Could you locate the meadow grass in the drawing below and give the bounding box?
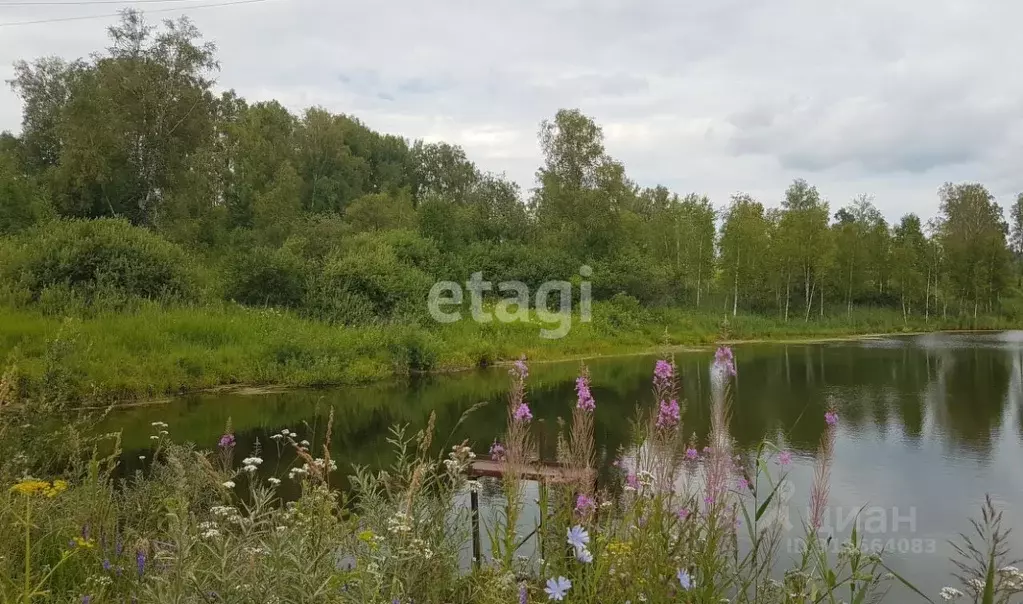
[0,300,1015,404]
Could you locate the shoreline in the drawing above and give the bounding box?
[84,327,1008,410]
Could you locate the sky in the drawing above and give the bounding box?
[2,0,1022,224]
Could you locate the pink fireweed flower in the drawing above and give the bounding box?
[625,472,639,490]
[575,374,596,412]
[218,433,235,449]
[575,494,595,515]
[653,359,673,389]
[736,477,749,491]
[489,441,506,461]
[685,447,699,460]
[704,495,715,506]
[714,346,736,376]
[513,403,533,422]
[825,410,839,426]
[656,399,681,430]
[511,356,529,380]
[677,507,690,520]
[778,450,792,466]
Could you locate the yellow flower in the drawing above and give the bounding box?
[10,479,50,496]
[357,529,375,543]
[72,536,95,549]
[10,478,69,497]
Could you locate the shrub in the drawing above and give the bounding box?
[0,218,199,306]
[224,245,310,309]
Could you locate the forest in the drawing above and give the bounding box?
[1,12,1022,400]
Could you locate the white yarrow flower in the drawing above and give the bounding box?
[939,586,964,601]
[222,480,236,488]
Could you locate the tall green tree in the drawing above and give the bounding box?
[719,194,771,314]
[1010,193,1023,285]
[937,183,1013,316]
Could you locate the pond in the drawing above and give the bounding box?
[100,331,1023,597]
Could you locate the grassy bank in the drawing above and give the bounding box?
[0,301,1016,404]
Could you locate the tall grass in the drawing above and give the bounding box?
[1,300,1017,405]
[1,353,1022,602]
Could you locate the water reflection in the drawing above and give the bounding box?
[100,332,1023,595]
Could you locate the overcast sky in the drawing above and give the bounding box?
[2,0,1022,223]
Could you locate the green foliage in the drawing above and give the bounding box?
[1,218,199,308]
[224,245,309,309]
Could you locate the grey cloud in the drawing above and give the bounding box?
[3,0,1023,221]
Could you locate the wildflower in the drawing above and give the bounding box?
[825,410,838,426]
[625,472,639,490]
[566,525,590,550]
[656,399,681,430]
[939,586,964,600]
[82,597,91,604]
[678,508,690,520]
[201,529,220,539]
[73,537,94,549]
[149,435,160,440]
[519,584,528,604]
[222,480,236,488]
[677,568,692,590]
[685,447,699,460]
[704,495,715,506]
[575,374,596,411]
[575,547,593,563]
[243,464,258,473]
[575,493,595,515]
[468,480,481,493]
[653,359,673,389]
[241,457,263,466]
[714,346,736,376]
[138,455,146,461]
[270,433,284,441]
[544,576,571,601]
[151,421,168,428]
[778,451,792,466]
[513,403,533,422]
[736,477,749,491]
[512,356,529,380]
[218,433,235,448]
[136,550,146,577]
[489,441,506,461]
[300,440,310,447]
[267,477,281,486]
[102,559,111,571]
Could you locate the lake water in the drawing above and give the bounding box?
[102,331,1023,597]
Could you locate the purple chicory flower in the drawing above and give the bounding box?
[778,451,792,466]
[544,576,571,601]
[513,403,533,422]
[656,399,681,430]
[678,507,690,520]
[102,559,111,572]
[825,410,839,426]
[685,447,699,460]
[575,374,596,412]
[218,433,235,449]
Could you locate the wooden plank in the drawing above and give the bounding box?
[468,459,595,485]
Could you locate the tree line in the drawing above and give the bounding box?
[1,12,1021,325]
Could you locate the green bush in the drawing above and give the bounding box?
[224,245,310,309]
[0,218,199,307]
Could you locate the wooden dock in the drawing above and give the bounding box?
[465,459,596,565]
[467,459,596,484]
